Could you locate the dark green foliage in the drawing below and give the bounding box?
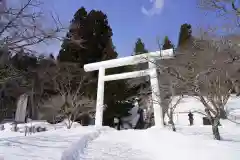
[132,38,149,71]
[57,7,118,107]
[0,48,43,120]
[110,102,133,117]
[103,64,139,126]
[58,7,116,66]
[162,36,174,50]
[0,47,65,120]
[177,23,192,47]
[11,53,38,72]
[103,101,134,126]
[105,66,134,102]
[102,43,140,125]
[133,38,148,55]
[57,7,88,63]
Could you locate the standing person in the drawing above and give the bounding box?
[188,111,194,126]
[114,117,122,130]
[135,108,145,129]
[117,117,123,130]
[114,117,119,129]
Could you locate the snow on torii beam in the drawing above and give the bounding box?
[84,49,174,127]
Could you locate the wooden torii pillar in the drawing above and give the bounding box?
[84,49,174,128]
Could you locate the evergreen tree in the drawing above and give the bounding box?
[58,8,137,126]
[103,101,134,127]
[57,7,117,107]
[132,38,149,70]
[177,23,192,47]
[103,46,138,126]
[11,50,38,72]
[58,7,88,64]
[58,7,116,66]
[133,38,148,55]
[162,36,174,50]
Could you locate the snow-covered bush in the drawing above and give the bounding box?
[36,126,47,132]
[11,123,19,132]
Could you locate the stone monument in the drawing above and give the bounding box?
[15,94,28,122]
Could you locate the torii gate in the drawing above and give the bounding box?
[84,49,174,128]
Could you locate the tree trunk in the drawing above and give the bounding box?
[172,123,176,132]
[204,107,221,140]
[67,118,72,129]
[219,108,227,119]
[30,79,38,120]
[66,113,73,129]
[212,119,221,140]
[161,98,169,126]
[168,109,176,132]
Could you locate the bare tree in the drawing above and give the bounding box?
[149,84,184,131]
[165,82,184,132]
[0,0,62,54]
[50,63,95,129]
[198,72,232,140]
[0,0,85,54]
[197,0,240,27]
[198,0,239,15]
[0,0,60,104]
[136,72,184,131]
[0,0,87,85]
[0,0,87,121]
[150,33,238,140]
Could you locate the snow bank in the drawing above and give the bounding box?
[173,95,240,113]
[81,125,240,160]
[1,119,81,134]
[143,127,240,160]
[61,126,112,160]
[0,126,96,160]
[0,119,82,140]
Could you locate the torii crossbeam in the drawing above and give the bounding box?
[84,49,174,128]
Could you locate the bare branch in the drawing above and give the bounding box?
[0,0,84,55]
[145,28,237,139]
[47,62,96,128]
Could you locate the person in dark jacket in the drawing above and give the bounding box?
[188,111,194,126]
[135,108,145,129]
[114,117,122,130]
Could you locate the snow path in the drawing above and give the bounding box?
[61,127,109,160]
[0,126,96,160]
[73,126,240,160]
[81,129,153,160]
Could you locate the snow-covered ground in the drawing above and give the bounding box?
[81,126,240,160]
[1,96,240,160]
[0,121,99,160]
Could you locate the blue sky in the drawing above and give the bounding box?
[42,0,216,57]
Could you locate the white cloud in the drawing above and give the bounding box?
[141,0,164,16]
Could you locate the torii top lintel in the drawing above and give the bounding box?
[84,49,174,72]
